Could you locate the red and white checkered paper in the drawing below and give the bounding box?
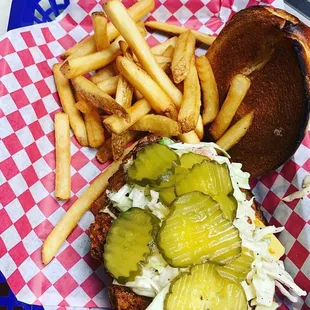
[0,0,309,309]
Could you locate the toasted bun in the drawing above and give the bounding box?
[206,6,310,177]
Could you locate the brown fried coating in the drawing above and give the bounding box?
[89,212,113,262]
[91,192,109,215]
[108,285,152,310]
[123,135,161,162]
[108,168,126,192]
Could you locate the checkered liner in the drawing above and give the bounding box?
[0,0,308,309]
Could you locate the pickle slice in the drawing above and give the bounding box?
[214,194,237,222]
[154,169,176,189]
[159,187,176,206]
[165,263,225,310]
[174,166,189,182]
[175,160,233,197]
[213,282,248,310]
[158,192,241,267]
[216,248,254,283]
[154,166,188,190]
[154,153,207,190]
[165,263,247,310]
[128,144,178,185]
[179,152,207,169]
[104,208,153,283]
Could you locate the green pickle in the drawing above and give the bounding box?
[152,152,208,190]
[214,194,237,222]
[128,144,178,185]
[176,160,233,197]
[216,248,254,283]
[104,208,153,283]
[154,166,188,191]
[159,187,176,206]
[213,282,248,310]
[158,192,241,267]
[165,263,247,310]
[179,152,207,169]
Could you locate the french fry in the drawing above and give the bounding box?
[75,100,95,114]
[115,41,134,108]
[150,37,177,55]
[133,54,172,67]
[174,78,184,93]
[179,131,200,144]
[154,55,172,64]
[104,99,152,134]
[196,56,219,125]
[178,57,201,132]
[134,88,144,100]
[72,76,129,120]
[116,56,178,120]
[195,114,204,140]
[121,35,172,72]
[75,95,105,148]
[145,21,215,46]
[103,0,182,107]
[115,74,134,108]
[137,21,148,37]
[119,40,129,54]
[75,92,84,102]
[84,109,105,148]
[96,138,113,164]
[60,36,97,60]
[162,45,174,58]
[53,64,88,146]
[121,40,172,75]
[92,12,109,51]
[111,131,138,161]
[90,64,116,84]
[119,40,136,66]
[209,74,251,140]
[131,114,180,137]
[55,113,71,200]
[216,111,254,151]
[61,37,122,79]
[42,141,139,265]
[101,115,110,121]
[160,62,172,74]
[97,75,119,95]
[124,42,177,102]
[171,30,196,83]
[105,0,155,42]
[60,0,155,59]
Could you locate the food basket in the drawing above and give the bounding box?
[0,0,308,310]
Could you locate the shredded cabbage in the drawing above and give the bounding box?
[116,246,179,298]
[283,174,310,202]
[107,184,132,212]
[147,190,170,220]
[107,184,169,219]
[145,284,170,310]
[101,206,117,219]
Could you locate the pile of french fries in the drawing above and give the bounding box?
[44,0,254,264]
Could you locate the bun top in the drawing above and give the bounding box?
[206,6,310,177]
